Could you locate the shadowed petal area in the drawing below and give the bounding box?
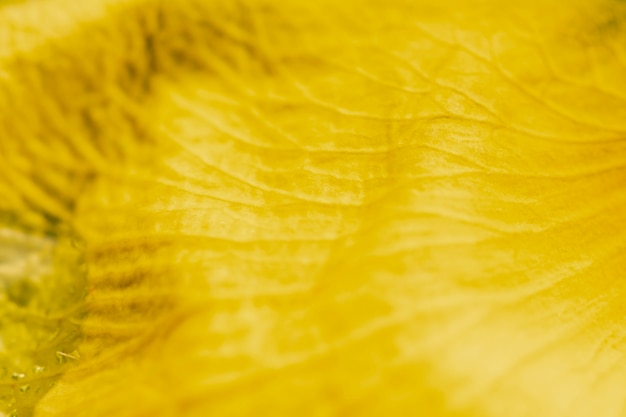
[0,227,85,417]
[1,0,626,416]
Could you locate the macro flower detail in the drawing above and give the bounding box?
[0,229,84,417]
[1,0,626,416]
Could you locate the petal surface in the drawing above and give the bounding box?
[1,0,626,416]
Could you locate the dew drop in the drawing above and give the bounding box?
[0,225,86,415]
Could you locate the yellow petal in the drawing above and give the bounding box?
[1,0,626,416]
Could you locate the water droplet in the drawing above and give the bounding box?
[1,226,86,415]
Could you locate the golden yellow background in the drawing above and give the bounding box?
[1,0,626,415]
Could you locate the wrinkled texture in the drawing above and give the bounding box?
[1,0,626,416]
